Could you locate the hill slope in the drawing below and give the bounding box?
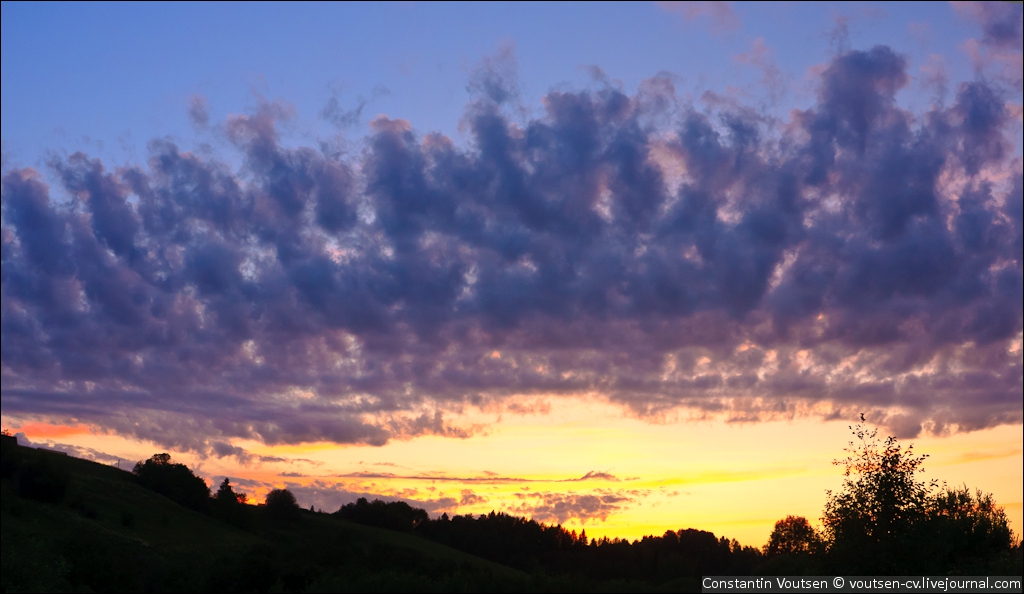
[1,443,527,593]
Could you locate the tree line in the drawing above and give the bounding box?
[335,418,1022,577]
[6,417,1018,590]
[111,419,1024,577]
[130,452,302,527]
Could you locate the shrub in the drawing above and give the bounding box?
[265,488,300,521]
[132,453,210,512]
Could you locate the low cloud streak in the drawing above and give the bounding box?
[506,489,644,524]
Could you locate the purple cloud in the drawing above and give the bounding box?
[657,1,740,34]
[2,46,1021,451]
[954,1,1023,50]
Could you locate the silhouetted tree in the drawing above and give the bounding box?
[765,516,820,556]
[920,485,1018,573]
[336,498,428,532]
[265,488,300,521]
[215,477,247,504]
[822,418,937,572]
[132,453,210,512]
[759,515,824,575]
[214,477,250,528]
[820,417,1017,574]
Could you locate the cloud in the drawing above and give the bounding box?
[735,37,787,105]
[953,2,1023,51]
[570,471,622,482]
[333,470,625,484]
[188,96,210,128]
[919,53,949,104]
[281,480,460,514]
[2,45,1021,450]
[220,476,265,490]
[466,40,520,105]
[827,15,851,55]
[322,85,391,129]
[953,2,1023,90]
[947,447,1022,465]
[14,433,122,465]
[505,489,643,524]
[460,489,487,506]
[657,1,740,34]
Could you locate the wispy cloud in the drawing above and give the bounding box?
[657,1,740,34]
[14,433,122,465]
[335,470,627,484]
[945,448,1023,465]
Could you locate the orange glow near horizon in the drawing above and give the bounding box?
[4,399,1022,548]
[11,422,93,439]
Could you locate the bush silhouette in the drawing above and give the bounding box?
[132,453,210,512]
[265,488,300,521]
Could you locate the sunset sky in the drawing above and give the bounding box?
[2,2,1022,546]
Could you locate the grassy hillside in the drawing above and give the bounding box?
[1,443,529,593]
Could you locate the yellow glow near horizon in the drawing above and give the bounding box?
[3,398,1021,547]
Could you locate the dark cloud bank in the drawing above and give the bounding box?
[2,44,1022,455]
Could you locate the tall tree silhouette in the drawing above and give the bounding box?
[215,478,248,504]
[822,417,937,572]
[214,477,250,528]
